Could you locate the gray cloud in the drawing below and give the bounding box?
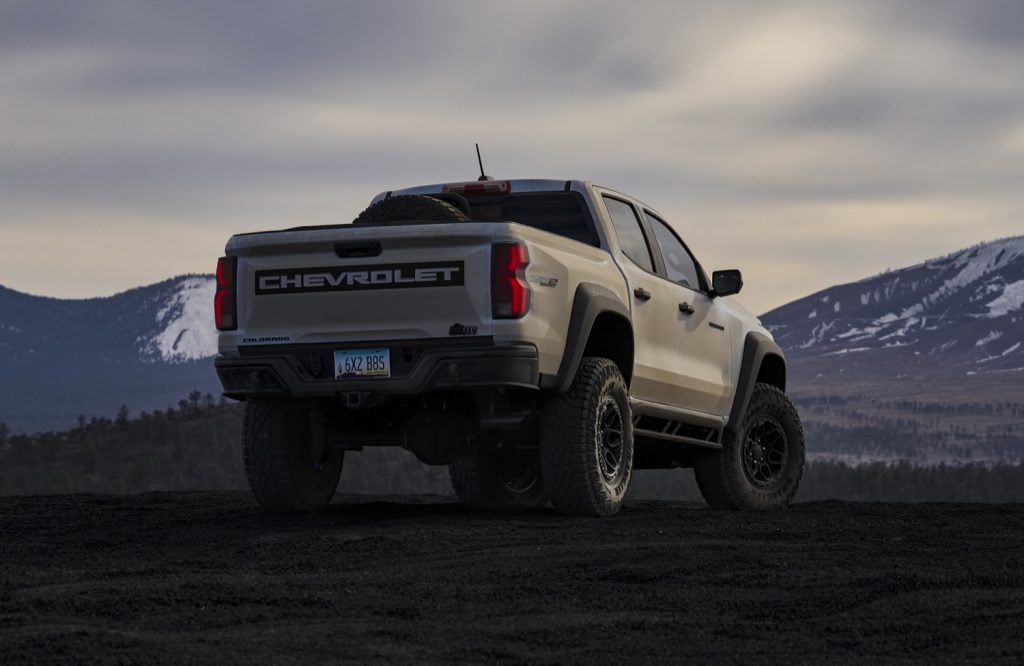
[0,2,438,82]
[1,1,1022,313]
[873,0,1024,48]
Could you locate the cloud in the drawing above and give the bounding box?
[1,1,1022,313]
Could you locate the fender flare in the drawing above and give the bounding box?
[551,282,631,393]
[726,331,787,436]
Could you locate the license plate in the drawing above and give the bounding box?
[334,348,391,379]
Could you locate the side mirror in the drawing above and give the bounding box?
[711,269,743,297]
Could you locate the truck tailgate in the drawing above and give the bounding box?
[228,223,498,346]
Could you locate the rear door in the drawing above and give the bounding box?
[600,195,684,405]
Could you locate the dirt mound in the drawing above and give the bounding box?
[2,493,1023,663]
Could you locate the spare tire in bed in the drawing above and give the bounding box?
[352,195,470,225]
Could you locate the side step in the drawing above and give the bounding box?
[629,398,723,450]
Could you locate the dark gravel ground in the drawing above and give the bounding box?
[2,493,1024,664]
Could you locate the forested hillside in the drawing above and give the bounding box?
[0,392,450,497]
[3,394,1024,502]
[789,390,1024,463]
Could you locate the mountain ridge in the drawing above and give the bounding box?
[0,275,220,433]
[760,235,1024,464]
[0,273,217,366]
[762,235,1024,373]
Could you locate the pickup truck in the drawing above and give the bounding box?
[214,178,804,516]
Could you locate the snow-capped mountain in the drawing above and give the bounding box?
[0,275,220,433]
[762,236,1024,373]
[761,236,1023,465]
[136,277,218,363]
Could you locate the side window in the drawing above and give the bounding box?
[603,197,654,272]
[646,213,700,290]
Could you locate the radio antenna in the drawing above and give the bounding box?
[475,143,492,181]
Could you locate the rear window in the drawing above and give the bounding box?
[469,192,599,246]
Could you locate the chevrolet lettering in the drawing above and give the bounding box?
[255,262,464,295]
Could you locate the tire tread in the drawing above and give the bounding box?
[540,357,632,517]
[353,195,469,225]
[695,383,804,511]
[243,399,342,513]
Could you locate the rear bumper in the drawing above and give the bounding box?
[215,338,539,399]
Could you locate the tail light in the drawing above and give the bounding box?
[491,242,531,319]
[215,256,237,331]
[443,180,511,196]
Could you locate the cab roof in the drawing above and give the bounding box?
[371,179,581,204]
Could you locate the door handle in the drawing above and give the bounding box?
[335,240,382,258]
[678,302,695,315]
[633,287,652,302]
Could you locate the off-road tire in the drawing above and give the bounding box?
[539,357,633,517]
[449,451,547,510]
[694,383,804,511]
[353,195,470,225]
[243,399,343,513]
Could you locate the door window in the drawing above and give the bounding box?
[645,213,700,290]
[603,197,654,272]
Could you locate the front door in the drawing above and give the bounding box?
[643,211,733,415]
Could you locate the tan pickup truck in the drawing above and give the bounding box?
[214,178,804,516]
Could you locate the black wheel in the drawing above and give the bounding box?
[539,357,633,517]
[353,195,470,225]
[243,399,343,513]
[694,384,804,511]
[449,450,547,510]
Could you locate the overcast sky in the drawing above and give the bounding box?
[1,0,1022,314]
